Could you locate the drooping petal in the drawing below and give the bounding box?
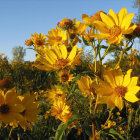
[115,96,124,110]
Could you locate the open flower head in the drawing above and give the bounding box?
[50,98,73,123]
[77,75,96,98]
[31,32,47,49]
[58,18,73,29]
[18,92,40,131]
[34,44,83,71]
[58,69,74,84]
[46,27,67,46]
[45,85,66,104]
[82,11,104,27]
[96,68,140,110]
[94,8,137,44]
[0,89,24,125]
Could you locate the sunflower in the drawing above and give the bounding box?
[18,93,40,131]
[93,8,137,44]
[46,27,67,46]
[96,68,140,110]
[31,32,47,49]
[0,89,24,125]
[77,75,96,98]
[45,85,66,104]
[58,69,74,84]
[82,10,104,26]
[50,98,72,123]
[34,44,83,71]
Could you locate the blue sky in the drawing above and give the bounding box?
[0,0,138,61]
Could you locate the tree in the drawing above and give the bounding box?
[12,46,26,62]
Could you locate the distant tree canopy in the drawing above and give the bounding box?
[12,46,26,62]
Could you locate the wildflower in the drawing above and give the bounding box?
[0,89,24,125]
[77,75,96,98]
[96,68,140,110]
[84,29,95,41]
[18,93,40,131]
[31,32,47,48]
[25,38,33,46]
[82,11,104,27]
[46,27,67,46]
[94,8,137,44]
[50,98,72,122]
[58,18,73,29]
[45,85,66,104]
[34,44,83,71]
[58,69,74,84]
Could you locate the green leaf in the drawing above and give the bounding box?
[54,115,80,140]
[108,128,125,140]
[82,124,92,137]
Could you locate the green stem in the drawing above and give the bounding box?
[115,41,130,69]
[101,45,111,60]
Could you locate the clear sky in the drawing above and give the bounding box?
[0,0,138,61]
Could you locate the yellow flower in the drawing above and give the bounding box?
[82,10,104,26]
[58,69,74,84]
[94,8,137,44]
[18,93,40,131]
[84,29,95,41]
[0,89,24,125]
[96,68,140,110]
[25,38,33,46]
[77,75,96,98]
[31,32,47,49]
[34,44,83,71]
[57,18,73,29]
[45,85,66,104]
[50,98,72,121]
[46,27,67,46]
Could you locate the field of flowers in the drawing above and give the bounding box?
[0,7,140,140]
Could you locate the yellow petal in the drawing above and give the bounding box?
[60,45,67,59]
[118,8,127,25]
[67,44,77,61]
[122,24,137,34]
[123,69,132,87]
[109,9,118,25]
[94,21,109,33]
[100,12,115,28]
[128,77,138,89]
[115,96,124,110]
[96,78,113,96]
[103,70,116,88]
[121,13,134,30]
[124,91,139,103]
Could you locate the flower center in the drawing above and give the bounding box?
[20,109,26,116]
[55,36,62,42]
[56,59,69,68]
[35,39,44,46]
[0,104,10,114]
[110,25,121,37]
[114,86,127,97]
[61,74,69,82]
